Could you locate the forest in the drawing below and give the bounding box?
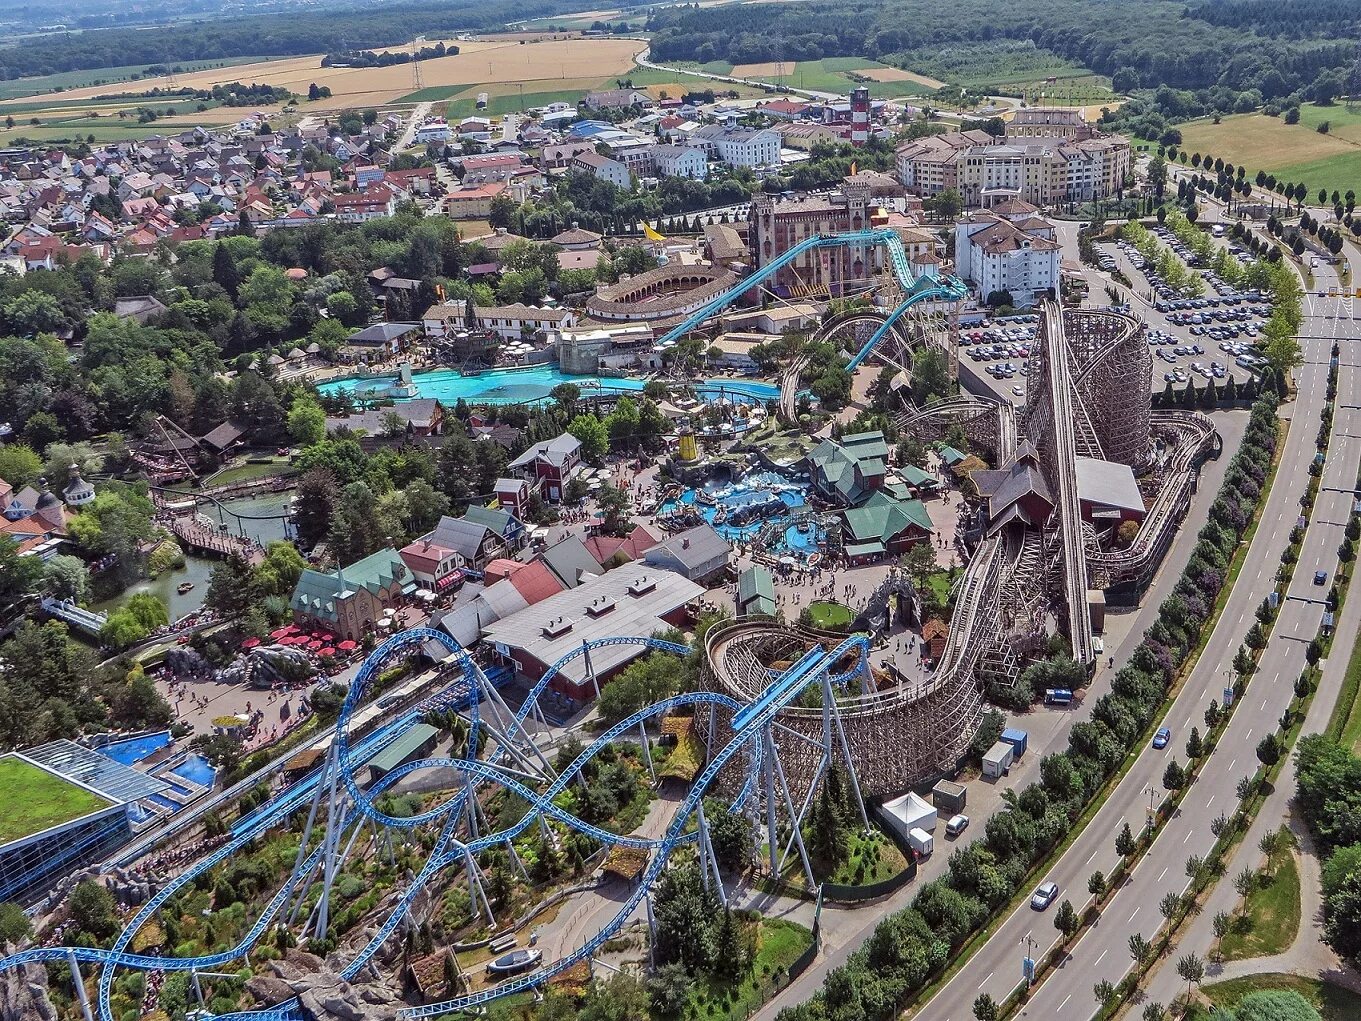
[645,0,1356,97]
[0,0,599,80]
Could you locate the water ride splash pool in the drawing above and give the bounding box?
[660,471,828,562]
[317,365,780,407]
[96,730,172,766]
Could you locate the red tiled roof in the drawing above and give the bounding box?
[507,560,565,605]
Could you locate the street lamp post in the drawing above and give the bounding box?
[1144,782,1157,833]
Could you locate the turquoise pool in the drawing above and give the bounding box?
[318,366,780,407]
[170,753,217,789]
[660,471,827,559]
[98,731,171,766]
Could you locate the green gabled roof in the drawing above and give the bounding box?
[842,490,934,545]
[939,445,967,466]
[899,464,937,488]
[841,431,890,460]
[290,547,408,622]
[738,565,775,607]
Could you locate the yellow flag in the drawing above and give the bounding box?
[643,222,666,242]
[849,160,858,176]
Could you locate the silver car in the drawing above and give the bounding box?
[1031,881,1059,910]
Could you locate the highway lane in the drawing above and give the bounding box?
[919,282,1336,1020]
[999,276,1358,1019]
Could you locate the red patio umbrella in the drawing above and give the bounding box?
[282,635,303,645]
[241,637,261,649]
[317,647,336,657]
[307,639,323,650]
[338,640,357,651]
[269,627,291,639]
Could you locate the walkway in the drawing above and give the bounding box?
[163,515,264,565]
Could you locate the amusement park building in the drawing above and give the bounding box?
[0,742,169,902]
[808,431,890,505]
[290,547,412,638]
[482,567,704,699]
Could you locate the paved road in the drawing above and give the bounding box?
[754,407,1247,1019]
[918,259,1343,1020]
[1134,271,1361,1007]
[395,101,433,151]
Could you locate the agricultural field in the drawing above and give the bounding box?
[0,55,284,101]
[1178,106,1361,197]
[0,36,648,131]
[725,56,938,98]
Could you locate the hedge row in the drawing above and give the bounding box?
[777,389,1281,1021]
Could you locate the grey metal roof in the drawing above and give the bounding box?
[429,516,496,559]
[1076,457,1145,514]
[23,739,170,805]
[539,535,601,589]
[643,523,731,572]
[482,567,703,684]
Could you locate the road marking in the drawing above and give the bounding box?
[980,972,992,990]
[1246,729,1252,740]
[1261,698,1268,711]
[1207,795,1215,807]
[1086,848,1098,864]
[1128,907,1140,923]
[1229,758,1237,773]
[1158,867,1168,882]
[1059,994,1071,1011]
[1095,948,1108,966]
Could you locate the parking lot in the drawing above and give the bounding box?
[958,314,1040,406]
[1095,227,1269,388]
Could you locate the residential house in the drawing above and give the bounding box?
[508,433,582,503]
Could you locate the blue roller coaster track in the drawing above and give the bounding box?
[654,227,968,372]
[1,625,872,1021]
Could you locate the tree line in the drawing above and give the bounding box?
[0,0,577,80]
[646,0,1354,98]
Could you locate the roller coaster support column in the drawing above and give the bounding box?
[463,846,495,925]
[580,639,601,699]
[761,726,818,890]
[288,743,336,924]
[821,668,869,833]
[695,801,727,907]
[637,719,655,783]
[67,951,93,1021]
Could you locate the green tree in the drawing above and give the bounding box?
[1054,899,1079,939]
[568,414,609,463]
[69,879,118,943]
[973,993,999,1021]
[0,443,42,489]
[287,397,326,445]
[0,901,32,944]
[205,553,258,617]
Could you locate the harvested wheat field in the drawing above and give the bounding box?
[730,62,788,79]
[860,67,947,89]
[0,36,646,111]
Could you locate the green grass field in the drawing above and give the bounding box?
[1179,105,1361,198]
[1192,975,1361,1021]
[1219,828,1301,961]
[0,56,282,101]
[807,600,853,629]
[442,89,596,119]
[890,42,1091,91]
[0,755,110,842]
[738,58,938,99]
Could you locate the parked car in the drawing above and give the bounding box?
[946,814,970,839]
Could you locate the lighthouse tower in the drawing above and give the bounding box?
[850,86,870,146]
